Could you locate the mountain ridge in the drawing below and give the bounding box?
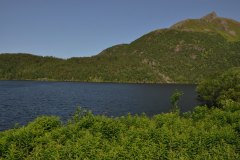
[170,12,240,41]
[0,12,240,83]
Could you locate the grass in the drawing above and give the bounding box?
[1,100,240,159]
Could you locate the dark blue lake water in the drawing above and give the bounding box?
[0,81,200,131]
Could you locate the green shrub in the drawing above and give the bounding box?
[197,67,240,107]
[170,89,184,113]
[1,103,240,159]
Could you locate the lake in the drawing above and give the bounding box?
[0,80,200,131]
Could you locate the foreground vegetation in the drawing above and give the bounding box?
[0,102,240,159]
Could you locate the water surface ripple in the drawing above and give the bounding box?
[0,81,200,131]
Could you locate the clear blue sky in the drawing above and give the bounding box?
[1,0,240,58]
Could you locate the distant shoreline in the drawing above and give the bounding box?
[0,79,197,85]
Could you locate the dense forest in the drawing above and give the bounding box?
[1,68,240,159]
[0,13,240,83]
[0,30,240,83]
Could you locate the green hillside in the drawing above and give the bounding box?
[171,12,240,41]
[0,12,240,83]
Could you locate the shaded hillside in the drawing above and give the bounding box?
[0,12,240,83]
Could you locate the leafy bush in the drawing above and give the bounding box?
[1,103,240,159]
[170,89,184,113]
[197,67,240,107]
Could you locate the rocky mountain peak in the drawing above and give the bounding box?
[201,12,218,21]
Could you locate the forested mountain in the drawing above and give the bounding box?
[1,12,240,83]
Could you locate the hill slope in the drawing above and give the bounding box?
[171,12,240,41]
[0,12,240,83]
